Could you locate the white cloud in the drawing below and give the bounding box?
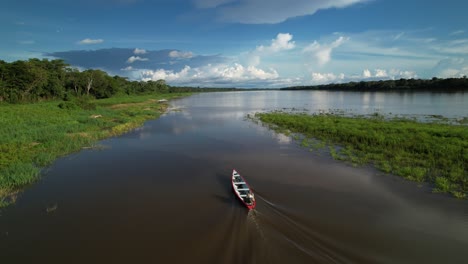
[134,48,147,54]
[310,30,448,77]
[311,68,417,84]
[243,33,295,67]
[78,38,104,45]
[143,66,191,81]
[433,58,468,78]
[121,66,134,71]
[450,30,465,36]
[393,32,405,41]
[311,72,345,84]
[55,29,468,88]
[256,33,295,53]
[375,69,388,78]
[427,38,468,55]
[362,69,371,78]
[366,69,416,79]
[388,69,417,79]
[198,0,367,24]
[169,50,194,59]
[245,54,261,67]
[140,63,293,87]
[450,39,468,45]
[303,36,348,66]
[336,30,441,60]
[127,56,149,63]
[438,68,468,78]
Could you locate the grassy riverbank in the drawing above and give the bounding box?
[0,93,190,207]
[255,112,468,198]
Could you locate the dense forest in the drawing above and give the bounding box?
[2,59,467,104]
[282,77,468,91]
[0,59,236,104]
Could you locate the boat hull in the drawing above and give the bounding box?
[231,169,256,210]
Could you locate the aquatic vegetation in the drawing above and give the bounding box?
[0,93,190,207]
[255,112,468,199]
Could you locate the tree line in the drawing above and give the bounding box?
[3,59,465,104]
[282,77,468,92]
[0,59,238,104]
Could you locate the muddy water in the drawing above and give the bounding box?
[1,91,467,263]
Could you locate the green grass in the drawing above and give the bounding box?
[255,112,468,199]
[0,93,191,207]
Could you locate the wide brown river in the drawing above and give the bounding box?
[1,91,467,263]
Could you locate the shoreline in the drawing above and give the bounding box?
[0,93,192,207]
[253,111,467,199]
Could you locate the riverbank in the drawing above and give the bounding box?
[0,93,191,207]
[254,112,467,199]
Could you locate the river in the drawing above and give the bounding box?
[1,90,467,263]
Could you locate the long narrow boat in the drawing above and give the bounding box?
[232,169,256,210]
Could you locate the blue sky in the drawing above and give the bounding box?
[1,0,467,87]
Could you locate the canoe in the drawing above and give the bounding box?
[232,169,256,210]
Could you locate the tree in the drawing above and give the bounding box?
[44,59,68,99]
[112,75,129,95]
[8,59,49,101]
[65,68,83,96]
[81,69,117,98]
[82,70,95,96]
[155,79,168,93]
[0,60,6,102]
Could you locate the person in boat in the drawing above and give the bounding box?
[245,192,254,204]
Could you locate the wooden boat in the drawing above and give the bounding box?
[232,169,256,210]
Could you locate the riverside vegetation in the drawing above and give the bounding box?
[2,58,467,206]
[0,58,233,207]
[0,93,191,207]
[255,112,468,199]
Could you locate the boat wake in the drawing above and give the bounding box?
[251,193,353,264]
[247,209,266,242]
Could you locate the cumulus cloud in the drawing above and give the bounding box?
[169,50,194,59]
[392,69,417,79]
[374,69,388,78]
[143,66,192,82]
[134,48,147,54]
[311,68,417,84]
[243,33,295,67]
[303,36,348,66]
[140,63,291,87]
[127,56,149,63]
[245,54,261,67]
[256,33,295,53]
[196,0,367,24]
[362,69,372,78]
[311,72,345,84]
[363,69,416,80]
[78,38,104,45]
